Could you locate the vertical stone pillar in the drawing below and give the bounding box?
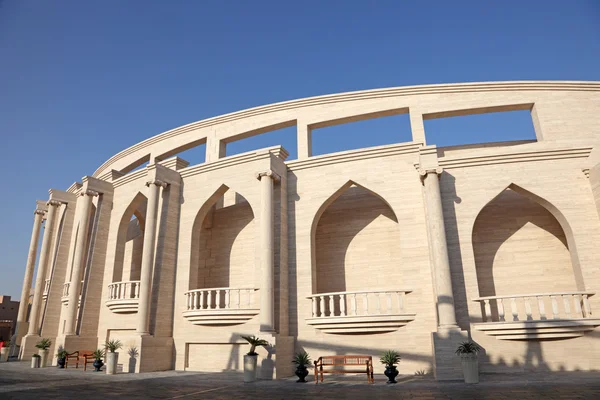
[136,179,167,335]
[14,206,46,342]
[420,168,458,328]
[297,121,312,159]
[256,170,279,332]
[26,200,61,336]
[64,190,97,336]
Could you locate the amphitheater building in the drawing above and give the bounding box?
[12,81,600,379]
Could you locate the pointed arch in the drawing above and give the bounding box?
[472,183,584,299]
[112,192,148,283]
[189,184,256,290]
[310,180,400,293]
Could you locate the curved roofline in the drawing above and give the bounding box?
[93,80,600,177]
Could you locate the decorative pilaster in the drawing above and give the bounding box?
[136,179,168,334]
[418,167,458,328]
[64,190,98,335]
[256,170,280,332]
[26,200,62,336]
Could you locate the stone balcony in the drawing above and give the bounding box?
[61,281,84,305]
[42,279,51,301]
[472,291,600,340]
[306,289,415,334]
[183,287,259,325]
[106,281,140,313]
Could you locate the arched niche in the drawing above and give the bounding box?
[472,184,584,298]
[310,181,401,294]
[189,185,255,290]
[112,193,147,283]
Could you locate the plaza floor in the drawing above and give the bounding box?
[1,361,600,399]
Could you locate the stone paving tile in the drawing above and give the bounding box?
[2,362,600,399]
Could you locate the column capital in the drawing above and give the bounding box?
[34,209,47,216]
[416,165,443,184]
[255,170,280,182]
[47,200,62,207]
[145,179,168,188]
[80,189,100,197]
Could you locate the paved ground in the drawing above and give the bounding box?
[1,361,600,399]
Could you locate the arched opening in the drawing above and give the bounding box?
[189,186,255,291]
[312,182,401,294]
[112,193,147,283]
[473,187,578,297]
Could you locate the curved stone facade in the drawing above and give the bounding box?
[14,81,600,379]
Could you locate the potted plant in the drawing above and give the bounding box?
[241,335,269,383]
[0,339,10,362]
[56,345,68,369]
[292,351,311,383]
[104,339,122,375]
[31,354,41,368]
[127,346,139,373]
[92,349,105,372]
[380,350,401,384]
[456,341,482,384]
[35,338,51,368]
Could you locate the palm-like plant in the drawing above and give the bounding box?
[241,335,269,356]
[56,345,68,359]
[35,338,52,350]
[104,339,122,353]
[380,350,401,367]
[292,351,311,367]
[455,341,482,355]
[92,349,105,360]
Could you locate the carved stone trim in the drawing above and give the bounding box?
[255,170,281,182]
[81,189,100,197]
[145,179,168,188]
[583,168,590,178]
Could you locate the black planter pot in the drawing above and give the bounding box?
[57,358,66,369]
[295,366,309,383]
[384,365,399,384]
[93,359,104,372]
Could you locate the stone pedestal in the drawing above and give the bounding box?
[431,327,469,380]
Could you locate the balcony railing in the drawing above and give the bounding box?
[306,289,415,334]
[42,279,51,300]
[61,281,84,304]
[106,281,140,314]
[183,287,259,325]
[472,291,600,340]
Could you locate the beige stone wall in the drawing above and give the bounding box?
[473,189,576,297]
[315,186,402,294]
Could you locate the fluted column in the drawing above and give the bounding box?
[421,168,457,328]
[64,190,97,335]
[15,207,46,340]
[136,179,167,334]
[256,170,278,332]
[26,200,61,336]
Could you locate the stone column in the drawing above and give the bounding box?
[14,207,46,341]
[64,190,97,336]
[421,168,457,328]
[26,200,61,336]
[136,179,167,335]
[256,170,278,332]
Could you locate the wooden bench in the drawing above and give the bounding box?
[313,355,374,384]
[65,350,95,370]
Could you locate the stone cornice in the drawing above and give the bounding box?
[66,182,83,194]
[112,168,148,188]
[179,147,276,178]
[93,81,600,178]
[438,146,593,169]
[287,142,421,171]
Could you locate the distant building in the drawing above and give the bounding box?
[0,296,20,341]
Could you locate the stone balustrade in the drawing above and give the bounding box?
[61,281,84,304]
[106,280,141,313]
[472,291,600,340]
[182,287,259,325]
[306,289,415,334]
[42,279,51,300]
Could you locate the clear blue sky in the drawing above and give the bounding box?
[0,1,599,298]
